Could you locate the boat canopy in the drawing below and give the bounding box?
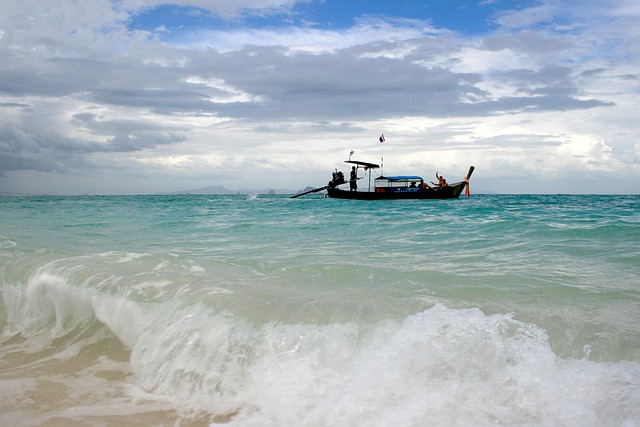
[344,160,380,169]
[374,175,424,192]
[378,175,423,181]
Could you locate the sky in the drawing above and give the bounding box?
[0,0,639,195]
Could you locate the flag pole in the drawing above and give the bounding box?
[379,133,385,176]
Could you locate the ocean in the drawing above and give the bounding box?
[1,194,639,426]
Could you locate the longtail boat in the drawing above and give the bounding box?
[292,160,474,200]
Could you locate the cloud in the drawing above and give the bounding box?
[175,16,442,53]
[0,0,638,194]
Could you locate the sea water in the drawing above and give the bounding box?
[0,194,638,426]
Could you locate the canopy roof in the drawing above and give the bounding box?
[376,175,423,181]
[344,160,380,169]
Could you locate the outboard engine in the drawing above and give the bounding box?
[329,170,346,187]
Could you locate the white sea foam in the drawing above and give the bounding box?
[0,235,17,249]
[123,303,640,426]
[6,262,639,426]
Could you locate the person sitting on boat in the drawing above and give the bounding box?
[432,172,448,189]
[350,166,358,192]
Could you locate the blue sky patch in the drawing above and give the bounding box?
[128,0,542,37]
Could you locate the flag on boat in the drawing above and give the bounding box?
[349,150,355,156]
[379,134,385,143]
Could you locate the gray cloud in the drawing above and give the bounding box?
[0,124,79,174]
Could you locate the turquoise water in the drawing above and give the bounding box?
[1,194,639,426]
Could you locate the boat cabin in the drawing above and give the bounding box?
[374,176,425,193]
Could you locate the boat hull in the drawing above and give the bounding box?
[326,180,468,200]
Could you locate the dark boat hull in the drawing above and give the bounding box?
[326,180,468,200]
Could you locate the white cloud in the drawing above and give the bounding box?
[176,17,440,54]
[493,4,557,30]
[183,76,264,103]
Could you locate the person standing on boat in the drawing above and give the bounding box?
[350,166,358,192]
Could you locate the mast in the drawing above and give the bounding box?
[379,133,385,176]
